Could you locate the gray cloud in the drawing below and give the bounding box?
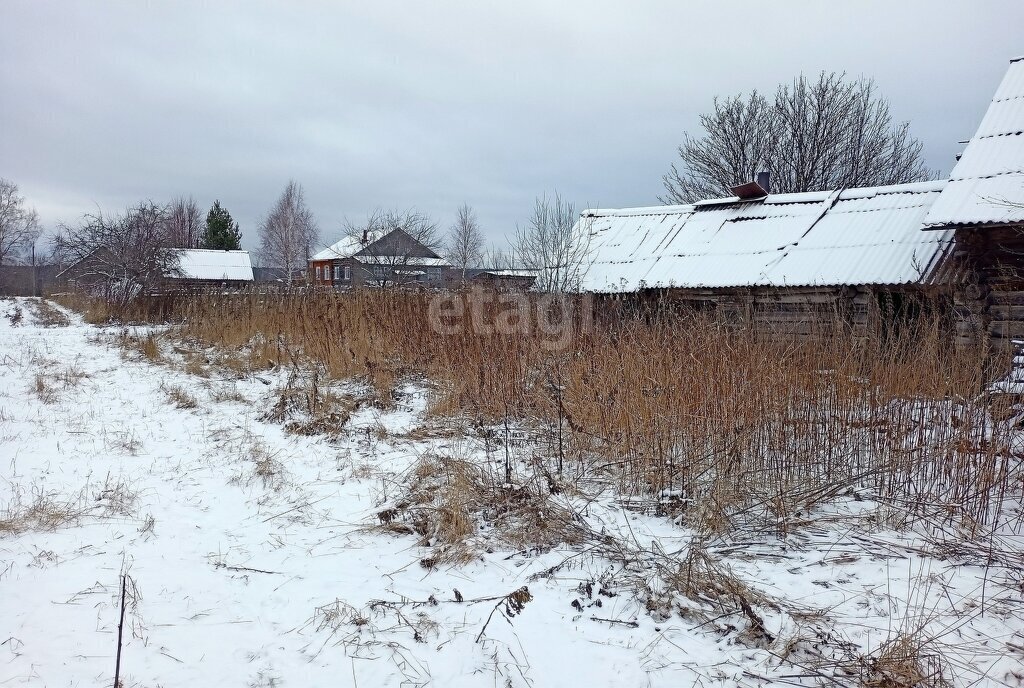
[2,0,1022,257]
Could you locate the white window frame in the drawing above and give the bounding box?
[333,265,340,280]
[343,265,351,281]
[315,266,321,280]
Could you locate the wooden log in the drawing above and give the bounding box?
[987,304,1024,320]
[987,291,1024,307]
[988,320,1024,339]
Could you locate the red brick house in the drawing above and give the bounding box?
[309,229,450,288]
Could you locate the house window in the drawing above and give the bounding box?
[427,267,441,281]
[333,265,340,280]
[315,266,321,280]
[372,265,384,279]
[343,265,351,281]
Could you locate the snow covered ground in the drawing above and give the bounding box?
[1,298,1023,687]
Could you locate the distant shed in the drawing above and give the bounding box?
[466,268,538,290]
[171,249,254,285]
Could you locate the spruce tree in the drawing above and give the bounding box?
[201,200,242,250]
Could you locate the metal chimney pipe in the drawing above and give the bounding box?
[756,171,771,194]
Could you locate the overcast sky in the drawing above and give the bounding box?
[2,1,1022,256]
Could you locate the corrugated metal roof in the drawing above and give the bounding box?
[579,180,953,293]
[924,57,1024,228]
[172,249,254,281]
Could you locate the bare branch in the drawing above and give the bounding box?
[52,201,180,304]
[512,192,590,293]
[445,203,485,281]
[661,72,936,204]
[257,180,319,284]
[0,179,42,265]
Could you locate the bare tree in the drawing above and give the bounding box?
[342,208,443,288]
[482,245,514,271]
[166,196,203,248]
[512,192,590,293]
[0,179,42,265]
[52,201,180,305]
[257,180,319,285]
[661,72,935,204]
[445,203,484,280]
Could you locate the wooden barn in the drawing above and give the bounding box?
[167,249,254,291]
[579,56,1024,353]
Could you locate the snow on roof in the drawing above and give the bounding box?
[579,180,953,293]
[311,235,365,261]
[171,249,254,281]
[924,57,1024,228]
[475,269,538,278]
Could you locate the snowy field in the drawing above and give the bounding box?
[1,298,1023,687]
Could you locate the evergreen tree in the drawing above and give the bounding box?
[201,200,242,250]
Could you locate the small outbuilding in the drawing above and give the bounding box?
[464,268,538,290]
[168,249,255,289]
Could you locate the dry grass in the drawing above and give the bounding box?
[115,330,163,362]
[29,300,71,327]
[228,435,289,491]
[182,351,210,378]
[161,382,198,409]
[378,453,587,565]
[139,333,161,361]
[5,304,24,326]
[206,383,248,404]
[52,292,114,324]
[62,290,1023,539]
[93,474,140,518]
[0,475,138,535]
[32,373,59,404]
[263,365,362,437]
[0,489,86,535]
[104,429,143,455]
[860,633,951,688]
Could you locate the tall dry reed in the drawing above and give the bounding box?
[68,289,1022,535]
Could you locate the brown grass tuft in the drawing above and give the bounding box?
[161,382,198,409]
[30,300,71,327]
[379,454,585,564]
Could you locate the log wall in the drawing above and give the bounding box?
[953,225,1024,354]
[599,284,970,343]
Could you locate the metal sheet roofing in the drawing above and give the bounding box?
[579,180,953,293]
[172,249,254,282]
[924,57,1024,228]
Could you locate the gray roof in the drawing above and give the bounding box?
[924,57,1024,228]
[580,181,953,293]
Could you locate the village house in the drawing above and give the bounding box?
[579,56,1024,353]
[309,228,450,288]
